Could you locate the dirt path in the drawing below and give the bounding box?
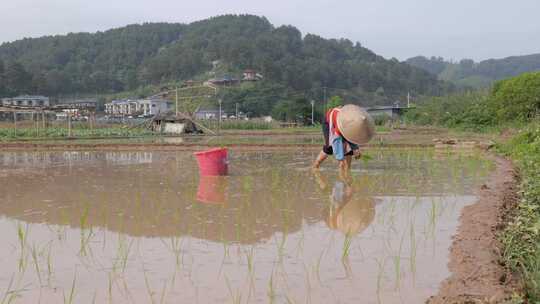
[428,155,521,303]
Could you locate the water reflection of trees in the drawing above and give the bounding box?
[0,151,155,168]
[0,156,322,244]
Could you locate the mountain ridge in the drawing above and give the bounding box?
[0,14,449,108]
[406,53,540,88]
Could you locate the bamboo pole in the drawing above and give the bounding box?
[13,112,17,137]
[67,114,72,137]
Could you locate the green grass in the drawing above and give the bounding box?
[200,119,277,130]
[0,126,154,140]
[498,123,540,301]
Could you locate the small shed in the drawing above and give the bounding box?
[151,113,201,134]
[366,106,412,120]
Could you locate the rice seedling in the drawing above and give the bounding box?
[78,207,94,256]
[62,270,77,304]
[392,232,406,290]
[427,201,439,238]
[267,272,276,304]
[159,280,168,304]
[302,263,313,304]
[45,243,53,285]
[313,249,325,285]
[409,221,418,280]
[107,272,113,304]
[115,236,134,273]
[30,243,42,286]
[246,246,255,275]
[295,229,305,258]
[342,232,353,261]
[169,237,184,270]
[225,276,243,304]
[16,224,28,272]
[143,270,156,304]
[285,294,296,304]
[1,274,16,304]
[375,257,386,304]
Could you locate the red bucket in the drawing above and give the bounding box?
[194,148,228,176]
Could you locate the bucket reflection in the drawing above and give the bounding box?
[196,175,228,204]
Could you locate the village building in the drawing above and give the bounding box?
[194,108,221,120]
[205,75,240,87]
[53,99,97,118]
[1,95,50,107]
[366,105,411,120]
[105,98,172,116]
[183,80,199,87]
[242,69,263,81]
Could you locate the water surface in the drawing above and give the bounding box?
[0,149,492,303]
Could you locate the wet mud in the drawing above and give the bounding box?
[428,156,520,303]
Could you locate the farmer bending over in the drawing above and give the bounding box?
[312,104,374,170]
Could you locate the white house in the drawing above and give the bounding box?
[242,69,263,81]
[105,98,172,116]
[2,95,50,107]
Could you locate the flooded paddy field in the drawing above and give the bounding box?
[0,149,493,303]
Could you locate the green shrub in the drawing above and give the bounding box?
[199,120,274,130]
[405,72,540,131]
[373,114,391,126]
[499,123,540,301]
[0,126,153,140]
[492,72,540,122]
[404,91,495,131]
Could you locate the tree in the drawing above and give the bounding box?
[31,72,48,95]
[0,15,447,101]
[272,97,312,123]
[0,59,5,96]
[492,71,540,121]
[4,62,32,95]
[326,95,343,110]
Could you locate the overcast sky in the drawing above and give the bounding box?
[1,0,539,61]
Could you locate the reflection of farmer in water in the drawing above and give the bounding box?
[313,170,376,235]
[312,104,375,171]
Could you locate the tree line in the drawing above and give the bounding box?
[406,54,540,88]
[405,71,540,130]
[0,15,451,114]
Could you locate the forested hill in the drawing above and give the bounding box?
[406,54,540,88]
[0,14,449,104]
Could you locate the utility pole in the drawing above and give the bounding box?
[236,103,239,120]
[175,86,179,117]
[13,112,17,137]
[323,86,327,110]
[218,99,222,135]
[67,114,72,137]
[407,92,411,108]
[311,100,315,125]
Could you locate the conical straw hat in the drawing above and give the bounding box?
[336,104,375,145]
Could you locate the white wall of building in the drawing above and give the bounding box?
[104,99,172,116]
